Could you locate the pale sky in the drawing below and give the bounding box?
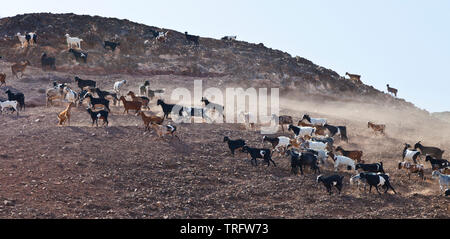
[1,0,449,112]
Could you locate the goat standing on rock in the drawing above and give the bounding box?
[387,84,398,97]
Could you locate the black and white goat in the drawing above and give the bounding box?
[263,136,290,153]
[86,108,109,127]
[402,143,421,164]
[359,172,397,195]
[324,124,348,142]
[301,114,327,126]
[242,146,276,167]
[82,93,111,112]
[5,89,25,111]
[355,162,385,174]
[317,175,344,195]
[69,49,88,63]
[223,137,246,156]
[288,125,315,138]
[157,99,183,119]
[425,156,449,170]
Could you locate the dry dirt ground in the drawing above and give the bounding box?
[0,63,449,219]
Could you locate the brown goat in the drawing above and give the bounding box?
[127,91,150,109]
[120,96,142,114]
[0,73,6,86]
[335,146,364,163]
[138,111,164,131]
[368,121,385,135]
[278,115,293,132]
[398,161,425,180]
[346,72,362,84]
[11,60,30,79]
[57,102,74,126]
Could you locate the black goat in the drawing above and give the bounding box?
[41,53,56,70]
[5,89,25,111]
[359,172,397,195]
[425,156,449,170]
[185,32,199,45]
[355,162,385,174]
[82,93,111,112]
[86,108,109,127]
[286,150,320,175]
[25,33,37,45]
[95,88,118,105]
[104,41,120,51]
[223,137,246,156]
[324,124,348,142]
[75,76,96,90]
[316,175,344,195]
[242,146,275,167]
[69,48,88,63]
[445,189,450,197]
[157,99,183,119]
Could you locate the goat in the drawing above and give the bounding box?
[239,111,256,129]
[345,72,362,84]
[317,175,344,195]
[222,36,237,41]
[185,32,199,45]
[46,87,65,106]
[402,143,421,164]
[223,137,246,156]
[120,96,142,114]
[272,114,293,132]
[156,31,169,42]
[63,86,79,105]
[359,172,397,195]
[181,106,211,122]
[286,150,320,175]
[157,99,183,119]
[329,152,356,172]
[26,32,37,46]
[201,97,225,119]
[86,108,109,127]
[41,53,56,70]
[69,49,88,63]
[386,84,398,97]
[324,124,348,142]
[398,161,425,180]
[95,88,118,105]
[311,136,334,149]
[415,141,445,159]
[65,34,83,49]
[138,111,164,131]
[446,189,450,197]
[5,89,25,111]
[0,100,18,116]
[350,173,371,191]
[368,122,386,135]
[298,121,328,136]
[57,102,74,126]
[356,162,385,174]
[0,73,6,87]
[152,124,178,138]
[305,149,329,166]
[303,139,329,152]
[425,156,449,170]
[82,93,111,112]
[301,114,327,126]
[335,146,363,163]
[139,81,150,96]
[431,171,450,192]
[263,136,290,153]
[75,76,96,90]
[127,91,150,109]
[114,80,127,95]
[16,33,27,48]
[242,146,275,167]
[104,41,120,51]
[11,60,30,79]
[288,125,315,138]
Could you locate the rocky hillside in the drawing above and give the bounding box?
[0,13,423,110]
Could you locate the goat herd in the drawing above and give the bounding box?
[225,115,450,197]
[0,29,448,200]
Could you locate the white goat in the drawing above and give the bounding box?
[113,80,127,95]
[0,100,19,115]
[222,36,237,41]
[305,140,328,151]
[16,33,27,48]
[65,34,83,49]
[289,125,315,139]
[432,170,450,192]
[331,153,356,172]
[63,86,78,105]
[302,114,327,126]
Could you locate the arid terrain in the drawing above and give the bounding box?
[0,13,449,219]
